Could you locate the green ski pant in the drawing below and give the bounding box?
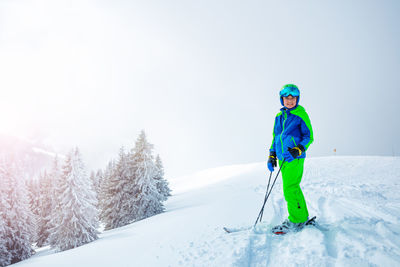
[279,158,309,223]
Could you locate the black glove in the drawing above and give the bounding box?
[267,151,277,172]
[288,144,305,159]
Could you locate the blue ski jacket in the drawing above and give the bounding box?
[269,105,314,161]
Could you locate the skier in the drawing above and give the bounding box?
[267,84,314,234]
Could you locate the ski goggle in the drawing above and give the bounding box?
[280,86,300,97]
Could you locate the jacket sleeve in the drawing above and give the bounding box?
[299,112,314,150]
[269,116,277,153]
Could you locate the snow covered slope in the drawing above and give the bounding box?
[15,156,400,267]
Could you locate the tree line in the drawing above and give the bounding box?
[0,130,170,266]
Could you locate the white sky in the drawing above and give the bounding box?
[0,0,399,177]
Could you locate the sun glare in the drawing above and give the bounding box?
[0,90,44,140]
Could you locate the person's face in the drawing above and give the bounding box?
[283,95,297,109]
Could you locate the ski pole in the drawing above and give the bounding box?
[254,162,284,227]
[257,171,273,224]
[254,160,285,227]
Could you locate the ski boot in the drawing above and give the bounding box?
[271,216,317,235]
[272,219,306,235]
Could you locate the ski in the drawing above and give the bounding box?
[223,227,233,233]
[224,216,318,234]
[223,226,251,233]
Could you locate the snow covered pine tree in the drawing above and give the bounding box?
[0,162,12,267]
[35,171,54,247]
[90,168,104,201]
[0,216,11,267]
[34,156,60,247]
[26,174,40,246]
[99,148,136,230]
[154,154,171,201]
[93,169,104,211]
[48,148,99,251]
[98,131,169,229]
[98,161,114,225]
[0,157,34,264]
[129,130,165,221]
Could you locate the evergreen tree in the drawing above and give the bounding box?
[35,156,60,247]
[89,171,99,211]
[0,217,11,267]
[89,171,96,191]
[98,131,168,230]
[26,176,40,245]
[36,171,54,247]
[0,163,12,267]
[94,169,103,196]
[98,161,113,219]
[129,131,164,221]
[49,155,61,212]
[0,157,34,264]
[99,148,136,230]
[94,169,103,212]
[154,154,171,201]
[48,148,98,251]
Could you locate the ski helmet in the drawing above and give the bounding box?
[279,84,300,106]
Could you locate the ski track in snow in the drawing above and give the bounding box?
[177,157,400,267]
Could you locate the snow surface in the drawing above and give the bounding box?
[14,156,400,266]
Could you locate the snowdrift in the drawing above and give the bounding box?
[15,156,400,267]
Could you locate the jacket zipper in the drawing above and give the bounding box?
[280,110,287,155]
